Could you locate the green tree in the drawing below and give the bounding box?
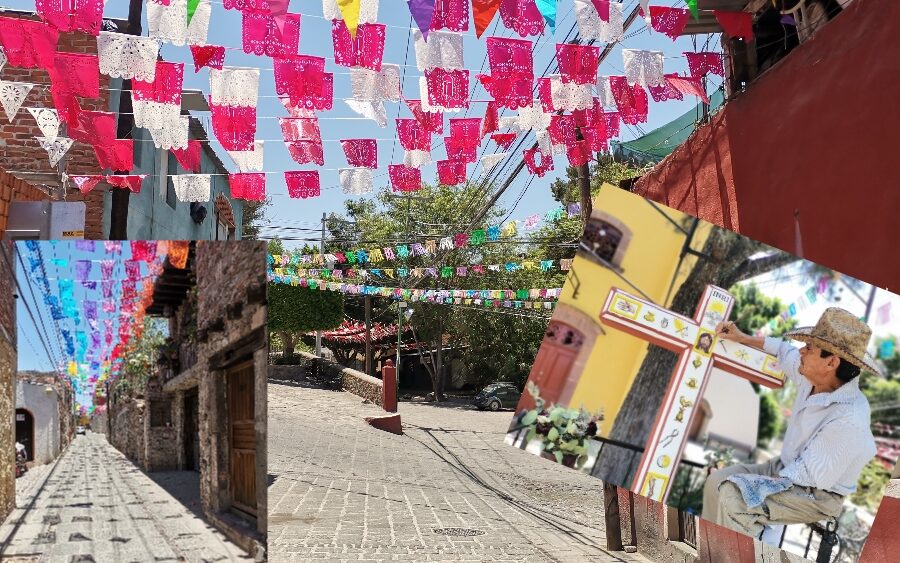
[849,459,891,511]
[728,283,798,338]
[727,282,797,446]
[864,377,900,427]
[241,197,270,240]
[268,284,343,361]
[267,238,344,360]
[757,392,782,447]
[114,317,167,400]
[326,182,570,400]
[549,155,648,208]
[874,335,900,379]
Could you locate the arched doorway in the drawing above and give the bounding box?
[15,409,34,462]
[517,321,585,412]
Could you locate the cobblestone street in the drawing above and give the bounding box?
[268,382,651,562]
[0,433,252,562]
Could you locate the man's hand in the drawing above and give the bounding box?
[715,320,747,344]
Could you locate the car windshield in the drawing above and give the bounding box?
[483,383,511,392]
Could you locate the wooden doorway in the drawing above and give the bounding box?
[183,391,200,471]
[227,361,257,518]
[517,321,584,412]
[15,409,34,462]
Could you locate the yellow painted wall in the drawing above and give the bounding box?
[560,185,712,435]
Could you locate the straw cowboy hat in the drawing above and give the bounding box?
[785,307,882,376]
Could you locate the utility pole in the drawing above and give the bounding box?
[109,0,144,240]
[396,301,404,376]
[314,212,325,357]
[575,125,593,222]
[364,295,372,375]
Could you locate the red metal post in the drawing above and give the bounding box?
[382,359,397,413]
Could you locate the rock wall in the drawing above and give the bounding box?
[195,241,266,332]
[90,410,107,434]
[341,371,383,406]
[109,400,146,469]
[0,337,14,523]
[194,241,268,546]
[268,352,384,407]
[0,242,17,522]
[145,394,178,472]
[146,426,178,472]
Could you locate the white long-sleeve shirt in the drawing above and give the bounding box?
[764,337,876,495]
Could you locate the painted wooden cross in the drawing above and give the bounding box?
[599,285,785,504]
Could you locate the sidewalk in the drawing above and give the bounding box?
[0,432,252,562]
[269,382,654,562]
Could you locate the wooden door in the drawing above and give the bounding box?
[228,361,257,517]
[517,321,584,412]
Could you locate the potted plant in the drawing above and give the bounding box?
[518,381,604,469]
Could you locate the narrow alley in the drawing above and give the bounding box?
[0,432,252,562]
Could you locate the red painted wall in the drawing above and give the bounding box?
[697,518,755,563]
[634,0,900,291]
[860,494,900,563]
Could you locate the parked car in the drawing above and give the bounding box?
[76,426,85,435]
[473,382,522,411]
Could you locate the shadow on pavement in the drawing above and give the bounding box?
[143,470,204,520]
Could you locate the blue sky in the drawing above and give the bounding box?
[15,241,148,408]
[4,0,722,246]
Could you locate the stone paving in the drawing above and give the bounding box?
[0,432,252,562]
[268,381,651,562]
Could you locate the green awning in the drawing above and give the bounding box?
[612,88,726,166]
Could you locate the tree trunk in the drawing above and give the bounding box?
[591,228,796,486]
[280,332,295,359]
[435,331,445,401]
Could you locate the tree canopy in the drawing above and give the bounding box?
[324,181,575,398]
[266,238,344,359]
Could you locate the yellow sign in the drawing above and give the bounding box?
[62,230,84,238]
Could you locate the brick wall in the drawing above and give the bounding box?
[0,13,121,239]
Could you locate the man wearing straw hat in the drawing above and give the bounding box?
[700,308,879,539]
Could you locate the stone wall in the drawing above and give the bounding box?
[268,352,384,407]
[0,242,16,522]
[90,410,107,434]
[341,371,383,406]
[144,394,178,472]
[194,241,268,551]
[195,241,266,332]
[109,400,146,469]
[611,487,698,563]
